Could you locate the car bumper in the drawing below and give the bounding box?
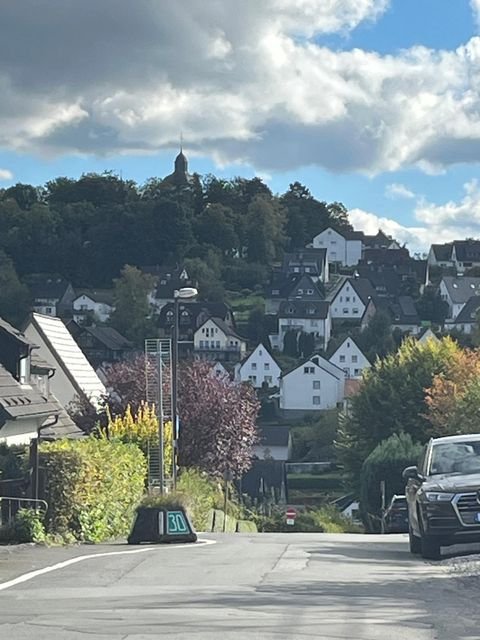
[421,503,480,545]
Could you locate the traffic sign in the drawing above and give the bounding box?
[285,508,297,519]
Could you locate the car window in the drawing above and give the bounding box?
[417,445,428,475]
[429,440,480,475]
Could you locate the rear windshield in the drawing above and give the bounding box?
[429,440,480,476]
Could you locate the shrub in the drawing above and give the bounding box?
[360,432,422,532]
[40,438,146,542]
[261,506,361,533]
[176,468,224,530]
[13,508,47,543]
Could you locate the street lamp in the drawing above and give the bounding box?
[172,287,198,488]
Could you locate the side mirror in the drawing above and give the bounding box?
[402,465,424,482]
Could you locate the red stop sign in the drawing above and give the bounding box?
[285,508,297,519]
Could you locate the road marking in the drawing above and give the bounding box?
[0,538,216,592]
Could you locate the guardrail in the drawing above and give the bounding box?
[0,496,48,526]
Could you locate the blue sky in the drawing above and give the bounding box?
[1,1,480,253]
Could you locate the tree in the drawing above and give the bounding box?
[184,253,225,302]
[416,286,449,325]
[110,266,156,345]
[178,362,259,476]
[105,355,148,416]
[356,311,395,362]
[360,433,423,532]
[195,203,238,254]
[0,251,30,325]
[283,330,299,358]
[245,196,286,264]
[298,332,315,358]
[337,336,459,492]
[2,183,40,210]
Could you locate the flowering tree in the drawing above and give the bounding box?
[178,361,260,476]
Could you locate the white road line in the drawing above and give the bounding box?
[0,538,216,592]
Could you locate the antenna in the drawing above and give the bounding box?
[180,131,183,152]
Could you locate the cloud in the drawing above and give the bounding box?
[385,183,415,199]
[2,1,480,175]
[471,0,480,28]
[0,169,13,181]
[349,180,480,254]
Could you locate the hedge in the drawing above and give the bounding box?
[40,438,146,542]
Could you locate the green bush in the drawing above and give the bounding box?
[236,520,258,533]
[40,438,146,543]
[13,508,46,543]
[261,506,361,533]
[360,432,422,532]
[176,468,224,531]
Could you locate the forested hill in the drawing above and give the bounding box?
[0,172,351,306]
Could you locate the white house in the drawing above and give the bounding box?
[279,354,345,414]
[253,426,291,461]
[439,276,480,320]
[278,301,331,351]
[417,328,439,344]
[234,343,282,388]
[311,227,363,266]
[328,337,370,379]
[328,277,376,323]
[27,275,76,317]
[444,297,480,334]
[194,317,247,361]
[72,290,114,324]
[23,313,106,409]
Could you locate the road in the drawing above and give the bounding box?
[1,533,480,639]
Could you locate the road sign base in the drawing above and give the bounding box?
[128,507,197,544]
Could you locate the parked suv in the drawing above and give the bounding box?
[404,434,480,560]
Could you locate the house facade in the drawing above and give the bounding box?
[277,300,331,351]
[438,276,480,320]
[234,343,282,388]
[72,290,114,324]
[328,337,370,379]
[26,275,76,317]
[279,355,345,415]
[311,227,363,266]
[194,317,247,362]
[328,277,376,322]
[444,297,480,334]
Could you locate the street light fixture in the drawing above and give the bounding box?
[172,286,198,488]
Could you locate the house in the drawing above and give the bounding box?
[210,361,231,380]
[67,322,133,367]
[234,343,282,388]
[362,230,401,251]
[385,296,421,334]
[327,277,377,325]
[279,354,345,415]
[281,248,329,284]
[253,426,292,461]
[328,337,370,379]
[0,317,81,445]
[194,317,247,362]
[444,296,480,334]
[266,271,324,314]
[427,243,454,269]
[438,276,480,320]
[357,259,429,299]
[143,265,196,311]
[277,300,331,351]
[311,227,363,266]
[25,274,76,317]
[417,328,439,344]
[23,313,106,409]
[72,289,114,324]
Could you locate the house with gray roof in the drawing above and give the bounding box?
[23,313,106,409]
[438,276,480,320]
[328,276,376,327]
[67,321,133,368]
[277,300,331,351]
[25,274,76,317]
[444,296,480,334]
[428,240,480,273]
[194,317,247,363]
[427,243,454,268]
[0,317,81,445]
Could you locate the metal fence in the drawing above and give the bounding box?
[0,496,48,527]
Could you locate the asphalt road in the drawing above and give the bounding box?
[1,533,480,639]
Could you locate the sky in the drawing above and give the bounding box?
[1,0,480,254]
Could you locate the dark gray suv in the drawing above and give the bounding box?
[403,434,480,560]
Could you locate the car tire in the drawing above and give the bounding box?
[420,535,441,560]
[409,527,421,554]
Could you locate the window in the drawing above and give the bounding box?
[313,396,321,405]
[331,240,337,245]
[339,355,346,363]
[342,308,349,314]
[251,363,257,370]
[46,307,53,315]
[345,297,350,302]
[272,289,280,295]
[297,289,303,295]
[354,369,361,376]
[307,289,314,295]
[264,363,270,370]
[310,320,318,327]
[216,341,220,348]
[304,366,315,374]
[352,308,359,314]
[313,380,320,389]
[259,350,263,356]
[318,240,324,245]
[199,340,204,348]
[352,296,356,302]
[248,375,257,384]
[351,355,358,363]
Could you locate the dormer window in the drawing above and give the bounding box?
[272,289,280,295]
[19,356,30,385]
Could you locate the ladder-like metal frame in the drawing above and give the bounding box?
[145,339,173,492]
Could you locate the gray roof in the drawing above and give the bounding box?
[81,326,132,351]
[454,240,480,262]
[431,244,453,262]
[0,364,60,421]
[25,274,71,300]
[41,399,84,439]
[0,317,32,347]
[442,277,480,304]
[208,317,245,341]
[278,300,329,320]
[453,296,480,324]
[74,289,115,305]
[257,426,290,448]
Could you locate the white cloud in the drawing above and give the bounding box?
[0,168,13,181]
[471,0,480,28]
[385,183,415,199]
[350,180,480,254]
[2,1,480,175]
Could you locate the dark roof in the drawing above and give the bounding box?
[278,300,329,320]
[25,274,71,300]
[441,277,480,304]
[386,296,420,325]
[207,317,245,341]
[362,247,410,265]
[238,342,282,369]
[0,364,61,421]
[431,243,453,262]
[282,248,327,275]
[257,426,290,448]
[284,273,324,301]
[454,240,480,262]
[158,301,233,329]
[362,230,397,249]
[75,289,115,305]
[141,265,195,300]
[80,326,133,351]
[0,317,32,347]
[41,399,84,439]
[453,296,480,323]
[344,230,365,241]
[347,278,377,306]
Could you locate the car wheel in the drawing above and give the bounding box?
[409,526,421,554]
[420,535,441,560]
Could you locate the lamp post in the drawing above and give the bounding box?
[172,286,198,489]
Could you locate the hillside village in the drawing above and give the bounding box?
[1,151,480,511]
